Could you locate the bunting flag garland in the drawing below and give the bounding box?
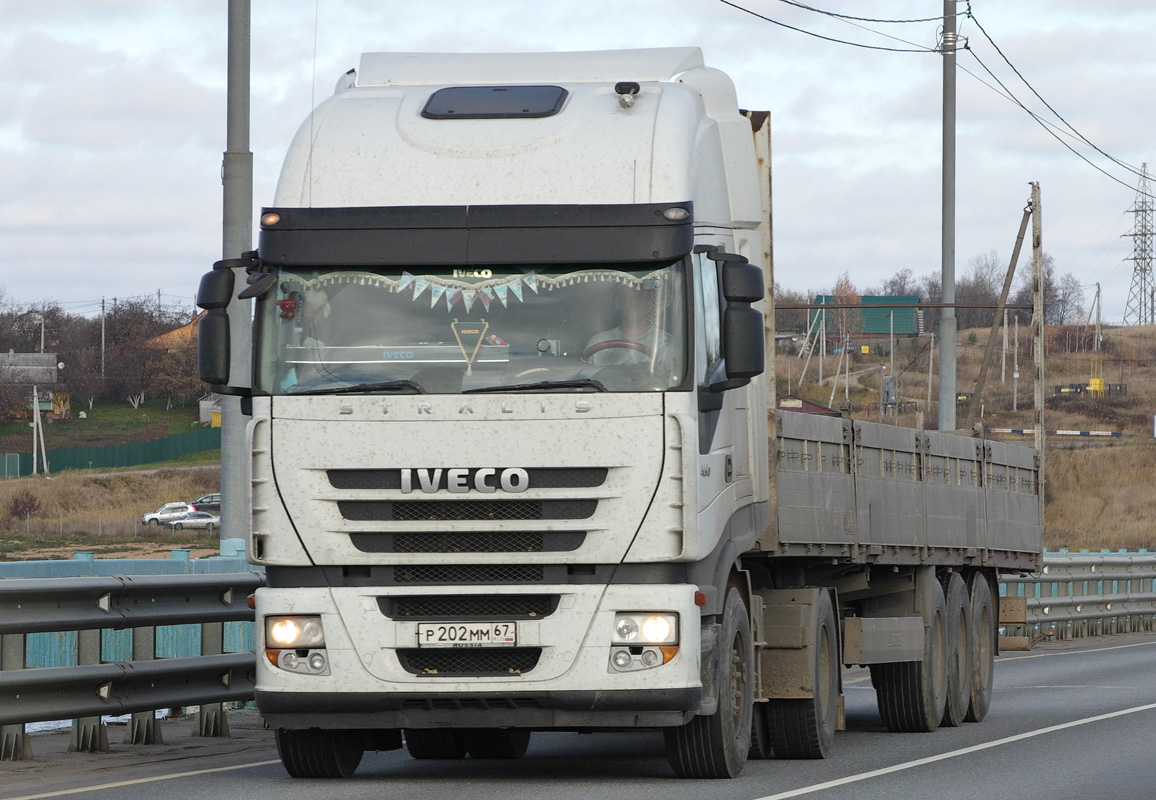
[412,276,430,300]
[284,268,666,314]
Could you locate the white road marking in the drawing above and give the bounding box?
[5,759,283,800]
[752,702,1156,800]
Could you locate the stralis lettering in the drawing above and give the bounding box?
[400,467,530,494]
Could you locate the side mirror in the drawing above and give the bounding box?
[722,305,764,380]
[196,262,237,386]
[721,260,764,303]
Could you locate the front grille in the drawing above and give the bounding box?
[329,468,608,491]
[379,594,558,620]
[399,697,546,711]
[339,499,596,522]
[349,530,585,554]
[393,564,544,584]
[397,647,542,676]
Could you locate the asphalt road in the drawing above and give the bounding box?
[4,631,1156,800]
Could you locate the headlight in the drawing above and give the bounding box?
[266,615,325,648]
[612,613,678,645]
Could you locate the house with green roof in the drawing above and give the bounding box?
[809,295,922,341]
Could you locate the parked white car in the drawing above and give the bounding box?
[167,511,221,531]
[142,502,192,526]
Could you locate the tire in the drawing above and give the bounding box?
[871,568,947,733]
[405,729,467,759]
[940,573,972,728]
[274,728,363,778]
[463,729,530,759]
[965,571,996,723]
[767,589,838,758]
[173,523,184,530]
[748,704,774,760]
[205,523,215,533]
[664,587,753,778]
[148,519,159,526]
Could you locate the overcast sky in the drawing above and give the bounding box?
[1,1,1153,323]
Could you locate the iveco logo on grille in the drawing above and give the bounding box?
[400,468,530,494]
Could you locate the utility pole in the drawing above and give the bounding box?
[937,0,959,431]
[220,0,254,558]
[1031,182,1045,522]
[100,297,105,378]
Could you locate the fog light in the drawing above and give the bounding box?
[308,653,327,672]
[282,652,299,669]
[641,648,660,667]
[611,649,632,669]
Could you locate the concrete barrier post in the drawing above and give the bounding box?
[1,633,32,761]
[68,629,109,753]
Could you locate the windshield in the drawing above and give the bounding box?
[254,263,688,395]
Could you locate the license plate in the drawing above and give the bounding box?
[416,622,517,648]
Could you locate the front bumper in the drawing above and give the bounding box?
[255,583,704,730]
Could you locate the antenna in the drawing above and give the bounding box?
[1122,163,1154,326]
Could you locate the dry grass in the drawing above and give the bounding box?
[0,467,220,560]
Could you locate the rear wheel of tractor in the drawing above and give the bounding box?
[274,728,363,778]
[940,573,972,727]
[664,587,753,778]
[965,572,996,723]
[871,568,947,733]
[405,729,467,759]
[767,589,838,758]
[464,729,530,759]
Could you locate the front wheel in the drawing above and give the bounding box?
[173,523,184,530]
[274,728,363,778]
[665,587,752,778]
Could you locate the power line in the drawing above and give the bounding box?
[774,0,957,26]
[966,8,1147,181]
[964,49,1156,201]
[724,0,1154,202]
[718,0,934,53]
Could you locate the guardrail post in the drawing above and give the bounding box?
[68,629,109,753]
[123,626,163,745]
[1,633,32,761]
[193,621,230,738]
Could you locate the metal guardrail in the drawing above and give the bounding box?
[1000,554,1156,643]
[0,570,264,760]
[0,553,1150,761]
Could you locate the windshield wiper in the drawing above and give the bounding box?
[292,379,426,396]
[465,378,607,394]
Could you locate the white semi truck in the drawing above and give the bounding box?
[198,47,1041,780]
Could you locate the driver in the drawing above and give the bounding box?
[583,283,673,369]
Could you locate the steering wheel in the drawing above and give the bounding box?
[581,339,653,361]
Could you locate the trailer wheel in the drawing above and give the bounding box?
[405,729,467,759]
[464,729,530,759]
[767,589,838,758]
[871,568,947,733]
[664,587,752,778]
[274,727,363,778]
[940,573,972,727]
[964,572,996,722]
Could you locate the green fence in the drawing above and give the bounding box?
[8,426,221,476]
